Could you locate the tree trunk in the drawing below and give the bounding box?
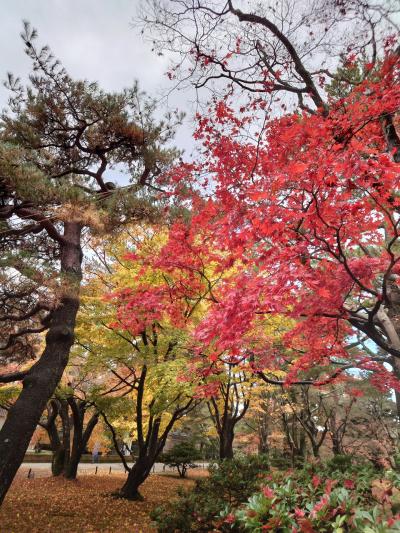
[64,410,99,480]
[392,358,400,422]
[52,448,66,477]
[45,403,65,477]
[119,456,154,500]
[329,414,345,456]
[117,413,180,499]
[0,222,82,505]
[258,412,269,455]
[287,419,307,467]
[177,465,187,478]
[64,454,80,480]
[298,429,307,460]
[219,421,235,460]
[331,434,343,456]
[311,442,320,458]
[59,400,71,475]
[64,398,83,480]
[48,419,65,477]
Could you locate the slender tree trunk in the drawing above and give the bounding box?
[386,277,400,422]
[311,442,320,458]
[64,399,83,480]
[258,412,269,455]
[306,426,322,459]
[64,411,99,480]
[0,222,82,505]
[46,412,65,477]
[331,435,343,456]
[59,400,71,474]
[178,465,187,478]
[392,358,400,422]
[330,415,344,456]
[284,417,306,466]
[298,428,307,460]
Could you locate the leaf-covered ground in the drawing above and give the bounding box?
[0,472,202,532]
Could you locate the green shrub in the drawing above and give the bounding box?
[268,448,294,469]
[236,465,400,532]
[326,454,353,473]
[152,456,400,532]
[162,441,200,478]
[151,454,269,532]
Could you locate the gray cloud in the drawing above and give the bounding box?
[0,0,196,162]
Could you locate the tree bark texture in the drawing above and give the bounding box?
[0,222,82,504]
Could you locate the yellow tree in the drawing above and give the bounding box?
[75,226,205,499]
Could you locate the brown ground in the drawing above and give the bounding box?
[0,471,205,533]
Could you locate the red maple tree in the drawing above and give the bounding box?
[125,47,400,408]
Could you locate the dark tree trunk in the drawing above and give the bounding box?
[282,413,307,466]
[117,407,191,499]
[44,397,99,480]
[207,377,250,462]
[113,355,194,500]
[64,453,80,480]
[331,434,343,456]
[118,415,164,500]
[386,277,400,422]
[219,421,235,460]
[311,442,320,458]
[64,409,99,480]
[59,399,71,475]
[64,398,84,480]
[119,455,154,500]
[44,400,65,477]
[47,412,65,477]
[177,465,187,478]
[258,412,269,455]
[392,358,400,422]
[258,440,269,455]
[329,413,345,456]
[295,430,307,465]
[52,448,66,477]
[0,222,82,505]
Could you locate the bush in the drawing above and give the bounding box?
[326,454,353,473]
[152,456,400,532]
[235,465,400,532]
[151,454,269,532]
[162,441,200,478]
[268,448,292,470]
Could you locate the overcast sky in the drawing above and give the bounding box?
[0,0,196,160]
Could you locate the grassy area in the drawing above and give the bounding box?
[0,473,204,532]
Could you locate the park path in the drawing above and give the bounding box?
[17,461,209,479]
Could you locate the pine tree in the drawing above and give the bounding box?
[0,23,179,504]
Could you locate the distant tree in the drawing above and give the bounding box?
[340,384,399,469]
[281,386,332,460]
[162,441,200,478]
[39,393,99,479]
[172,403,220,460]
[207,366,251,460]
[0,23,179,504]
